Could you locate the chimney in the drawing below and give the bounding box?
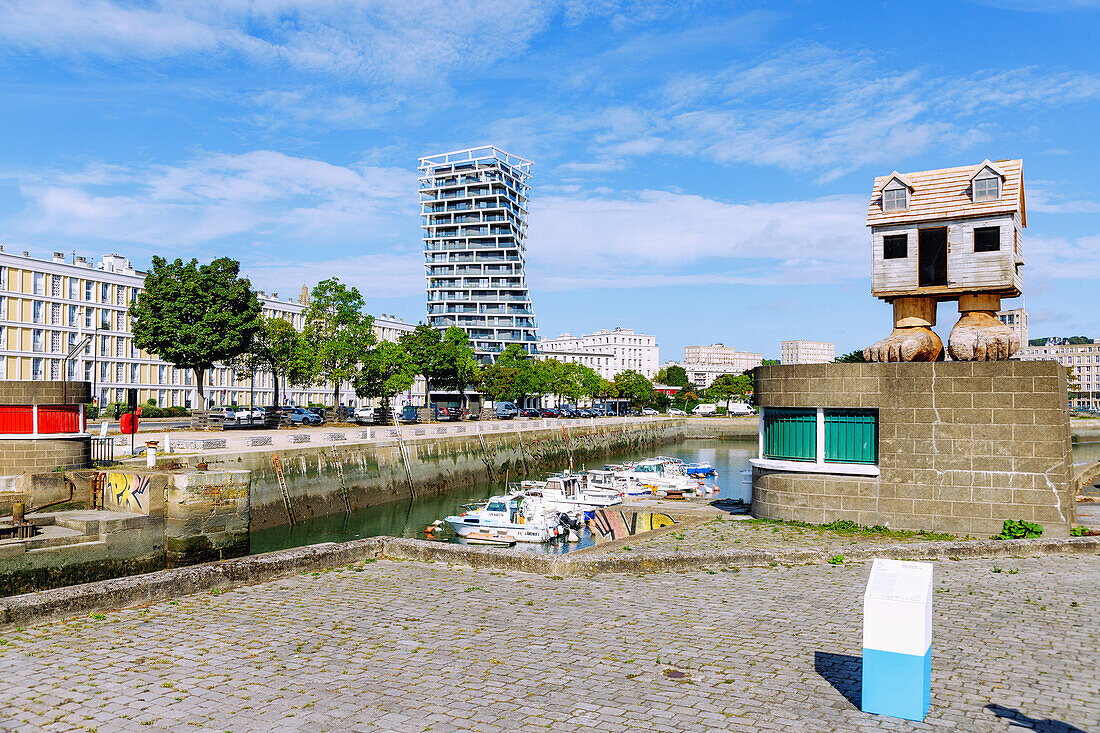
[53,252,65,262]
[271,292,278,299]
[23,251,29,257]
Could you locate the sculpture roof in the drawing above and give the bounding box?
[867,159,1025,228]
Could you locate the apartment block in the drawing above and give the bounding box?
[1017,339,1100,411]
[420,146,538,364]
[780,340,836,365]
[539,328,659,379]
[997,308,1028,355]
[683,344,763,373]
[0,249,419,410]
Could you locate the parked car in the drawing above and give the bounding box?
[692,403,718,416]
[520,408,541,418]
[641,407,658,416]
[288,406,323,425]
[306,406,327,424]
[399,405,419,424]
[668,408,687,416]
[353,406,376,424]
[433,405,462,422]
[727,402,757,416]
[537,407,558,418]
[207,406,243,424]
[495,401,518,419]
[626,408,641,416]
[576,407,592,418]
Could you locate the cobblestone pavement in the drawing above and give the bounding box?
[606,512,959,554]
[0,555,1096,732]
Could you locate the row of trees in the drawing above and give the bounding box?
[128,257,668,411]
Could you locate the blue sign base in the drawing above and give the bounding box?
[861,647,931,721]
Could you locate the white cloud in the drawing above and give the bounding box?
[526,190,869,289]
[1028,234,1100,279]
[244,252,424,300]
[4,150,417,249]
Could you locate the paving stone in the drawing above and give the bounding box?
[0,555,1096,731]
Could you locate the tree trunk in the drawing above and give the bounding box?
[194,367,205,408]
[273,372,280,407]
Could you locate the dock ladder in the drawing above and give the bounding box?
[332,450,352,514]
[272,453,295,525]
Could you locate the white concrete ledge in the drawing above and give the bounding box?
[750,458,881,477]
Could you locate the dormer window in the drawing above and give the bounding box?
[883,185,908,212]
[973,175,1000,201]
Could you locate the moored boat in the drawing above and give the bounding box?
[445,492,565,543]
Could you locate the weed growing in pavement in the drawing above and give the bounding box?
[993,519,1043,540]
[828,554,845,565]
[743,517,954,541]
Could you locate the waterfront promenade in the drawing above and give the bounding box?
[0,553,1095,732]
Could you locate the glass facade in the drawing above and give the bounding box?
[419,146,538,364]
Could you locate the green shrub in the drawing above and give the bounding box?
[993,519,1043,540]
[828,554,845,565]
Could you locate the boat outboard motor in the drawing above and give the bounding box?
[557,512,582,532]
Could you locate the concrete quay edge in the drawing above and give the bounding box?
[3,534,1097,631]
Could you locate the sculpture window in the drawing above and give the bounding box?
[883,234,908,259]
[973,175,1000,201]
[974,226,1000,252]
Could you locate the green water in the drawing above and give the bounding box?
[249,438,757,555]
[248,438,1100,555]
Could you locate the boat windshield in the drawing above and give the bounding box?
[486,501,507,512]
[634,463,658,473]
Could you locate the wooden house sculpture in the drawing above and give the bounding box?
[863,159,1025,362]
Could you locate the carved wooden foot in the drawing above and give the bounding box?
[947,311,1019,361]
[863,327,944,362]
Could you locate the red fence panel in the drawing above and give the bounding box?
[37,406,80,434]
[0,406,34,434]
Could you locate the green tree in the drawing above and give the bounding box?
[434,327,481,408]
[655,364,689,387]
[613,370,655,407]
[130,256,262,407]
[231,316,306,406]
[301,279,376,406]
[354,340,417,418]
[708,373,754,409]
[761,358,780,366]
[479,344,541,404]
[577,365,603,404]
[835,350,867,363]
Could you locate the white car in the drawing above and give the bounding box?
[668,408,687,416]
[692,403,718,416]
[354,406,376,424]
[235,407,265,422]
[208,406,243,424]
[727,402,757,416]
[641,407,659,416]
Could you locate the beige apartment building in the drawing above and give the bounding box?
[538,328,659,378]
[683,344,763,374]
[0,249,419,410]
[780,340,836,365]
[1017,340,1099,411]
[997,308,1028,355]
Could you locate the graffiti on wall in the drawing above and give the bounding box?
[589,509,676,542]
[106,473,150,512]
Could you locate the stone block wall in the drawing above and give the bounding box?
[752,362,1073,538]
[0,381,92,477]
[165,470,250,565]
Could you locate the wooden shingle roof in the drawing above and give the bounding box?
[866,159,1025,228]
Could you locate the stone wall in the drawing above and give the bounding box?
[166,471,250,565]
[162,421,679,530]
[752,362,1074,538]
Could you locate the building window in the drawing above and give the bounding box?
[974,226,1000,252]
[824,410,878,464]
[33,301,43,323]
[33,272,44,295]
[973,176,1000,201]
[763,408,817,461]
[101,283,109,303]
[882,186,908,212]
[32,329,44,352]
[883,234,908,259]
[85,281,93,301]
[69,278,78,300]
[32,358,44,380]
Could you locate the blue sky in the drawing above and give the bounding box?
[1,0,1098,361]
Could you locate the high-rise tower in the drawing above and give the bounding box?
[420,146,538,364]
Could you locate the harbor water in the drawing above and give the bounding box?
[249,437,757,555]
[249,437,1100,556]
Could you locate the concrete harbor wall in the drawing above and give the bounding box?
[164,420,681,530]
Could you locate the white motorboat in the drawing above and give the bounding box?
[612,458,715,497]
[445,492,565,543]
[523,474,622,515]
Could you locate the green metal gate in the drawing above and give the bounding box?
[763,408,817,461]
[824,409,878,464]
